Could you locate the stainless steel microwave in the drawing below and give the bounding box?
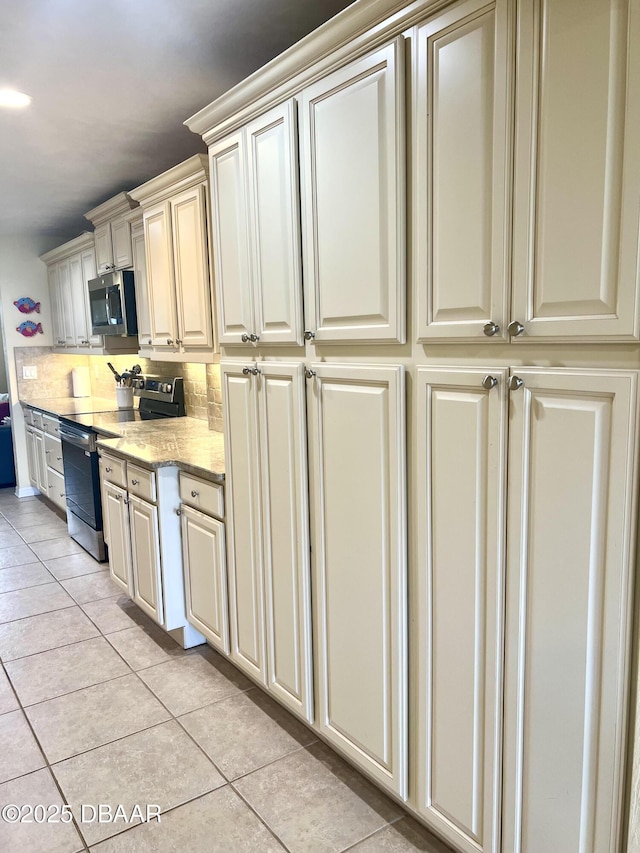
[88,270,138,337]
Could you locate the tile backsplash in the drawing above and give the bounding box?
[15,347,223,431]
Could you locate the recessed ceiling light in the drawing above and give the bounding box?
[0,89,32,108]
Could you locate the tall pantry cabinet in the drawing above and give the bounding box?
[186,0,640,851]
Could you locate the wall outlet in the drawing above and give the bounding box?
[22,366,37,379]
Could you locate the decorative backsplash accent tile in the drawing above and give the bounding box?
[15,347,222,429]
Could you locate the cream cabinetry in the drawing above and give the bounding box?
[129,155,216,362]
[222,361,313,722]
[210,100,303,346]
[416,0,640,343]
[128,212,153,353]
[99,453,203,647]
[85,192,138,273]
[24,425,37,488]
[415,367,638,853]
[23,411,66,511]
[180,475,228,655]
[307,363,407,797]
[299,41,405,344]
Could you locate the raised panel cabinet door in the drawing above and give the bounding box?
[131,223,152,349]
[80,249,101,346]
[181,505,230,654]
[299,40,405,343]
[33,430,47,494]
[221,362,265,683]
[98,458,109,546]
[511,0,640,341]
[171,184,214,349]
[103,481,132,595]
[68,253,90,345]
[47,265,65,347]
[307,363,407,796]
[111,216,133,269]
[257,362,313,722]
[246,100,303,345]
[24,427,37,487]
[415,0,512,342]
[143,201,178,348]
[210,133,254,345]
[94,222,113,273]
[56,259,75,346]
[128,494,164,626]
[415,366,507,853]
[503,368,639,853]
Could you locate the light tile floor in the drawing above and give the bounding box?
[0,490,453,852]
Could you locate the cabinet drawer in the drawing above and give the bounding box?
[101,453,127,488]
[32,410,43,430]
[128,464,157,503]
[24,409,34,426]
[180,472,224,519]
[46,467,66,511]
[44,433,64,475]
[42,414,60,437]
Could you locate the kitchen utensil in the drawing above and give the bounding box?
[106,362,122,382]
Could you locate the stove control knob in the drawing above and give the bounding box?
[135,379,144,389]
[162,383,172,393]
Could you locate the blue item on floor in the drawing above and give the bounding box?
[0,423,16,487]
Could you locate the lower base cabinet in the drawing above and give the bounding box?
[102,480,132,595]
[415,366,638,853]
[24,411,66,512]
[128,493,164,624]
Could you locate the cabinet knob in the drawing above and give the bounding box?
[305,368,316,379]
[56,456,62,461]
[304,330,316,341]
[191,490,199,498]
[508,375,524,391]
[176,508,182,516]
[241,333,250,343]
[242,366,261,376]
[507,320,525,337]
[105,467,112,473]
[167,339,174,345]
[176,339,183,345]
[45,449,50,455]
[115,493,121,500]
[131,479,139,486]
[483,321,500,337]
[249,333,260,343]
[482,375,498,390]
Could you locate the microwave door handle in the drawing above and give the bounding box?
[105,291,112,326]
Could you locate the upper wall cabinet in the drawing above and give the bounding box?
[210,100,303,346]
[415,0,512,342]
[129,154,217,362]
[299,40,406,343]
[510,0,640,341]
[85,192,139,274]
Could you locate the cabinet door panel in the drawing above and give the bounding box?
[258,363,313,721]
[25,427,37,487]
[181,506,229,655]
[210,134,253,345]
[300,40,405,343]
[48,265,64,348]
[57,259,75,346]
[111,217,133,269]
[247,101,303,345]
[512,0,640,340]
[94,223,113,273]
[415,0,511,341]
[415,366,506,853]
[103,481,132,595]
[33,431,47,494]
[308,363,407,796]
[80,249,101,346]
[68,254,90,345]
[171,184,213,349]
[128,494,164,626]
[221,363,265,682]
[144,202,177,348]
[131,223,152,349]
[503,369,638,852]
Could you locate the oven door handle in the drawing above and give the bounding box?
[59,429,95,451]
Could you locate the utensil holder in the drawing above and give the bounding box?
[116,386,134,409]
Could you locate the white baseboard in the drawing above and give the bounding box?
[15,486,39,498]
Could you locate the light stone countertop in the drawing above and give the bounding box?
[21,396,121,416]
[96,418,226,482]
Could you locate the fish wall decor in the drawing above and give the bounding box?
[13,297,40,314]
[16,321,43,337]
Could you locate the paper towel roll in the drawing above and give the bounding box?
[72,366,91,398]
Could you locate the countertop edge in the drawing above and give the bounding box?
[96,441,225,484]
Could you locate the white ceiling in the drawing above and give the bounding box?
[0,0,355,252]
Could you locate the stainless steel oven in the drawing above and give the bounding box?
[88,270,138,337]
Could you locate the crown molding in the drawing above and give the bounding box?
[184,0,445,145]
[128,154,209,208]
[84,192,138,226]
[40,231,95,264]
